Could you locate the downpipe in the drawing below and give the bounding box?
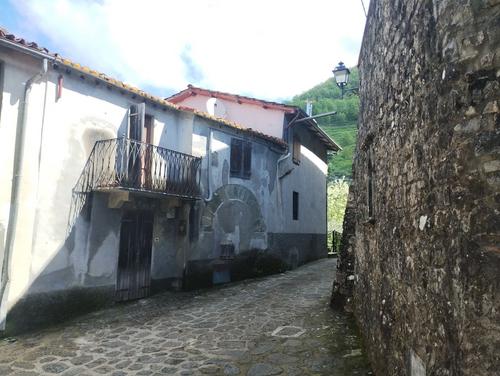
[204,129,213,202]
[0,58,49,331]
[183,129,213,289]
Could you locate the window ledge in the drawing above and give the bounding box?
[230,174,251,180]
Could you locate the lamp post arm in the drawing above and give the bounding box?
[344,87,359,95]
[293,111,337,124]
[336,84,359,98]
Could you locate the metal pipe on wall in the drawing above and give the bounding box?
[0,58,49,331]
[204,129,213,202]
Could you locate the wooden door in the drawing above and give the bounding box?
[116,210,154,301]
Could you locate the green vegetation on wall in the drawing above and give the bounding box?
[288,67,359,180]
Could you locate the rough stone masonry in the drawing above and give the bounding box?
[332,0,500,375]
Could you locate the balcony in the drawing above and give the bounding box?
[69,138,202,229]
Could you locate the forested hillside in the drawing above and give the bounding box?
[288,68,359,179]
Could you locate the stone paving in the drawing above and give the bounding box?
[0,259,372,375]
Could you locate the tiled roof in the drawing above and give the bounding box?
[0,27,51,54]
[0,27,287,148]
[167,85,297,113]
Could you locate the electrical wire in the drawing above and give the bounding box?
[361,0,367,17]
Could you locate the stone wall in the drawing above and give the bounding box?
[341,0,500,374]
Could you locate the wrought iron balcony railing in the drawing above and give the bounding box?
[69,138,202,231]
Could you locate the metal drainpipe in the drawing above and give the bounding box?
[274,112,299,228]
[29,70,50,265]
[204,129,213,202]
[0,58,49,330]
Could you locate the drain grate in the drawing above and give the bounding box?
[271,326,305,338]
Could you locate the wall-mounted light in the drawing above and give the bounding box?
[332,61,358,99]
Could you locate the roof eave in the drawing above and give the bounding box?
[167,85,296,113]
[295,109,342,152]
[0,38,54,60]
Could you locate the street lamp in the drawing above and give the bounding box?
[332,61,358,99]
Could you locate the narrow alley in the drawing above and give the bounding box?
[0,259,370,376]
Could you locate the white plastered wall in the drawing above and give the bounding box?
[0,46,192,324]
[177,94,286,139]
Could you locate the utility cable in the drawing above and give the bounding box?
[361,0,367,17]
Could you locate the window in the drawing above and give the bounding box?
[367,148,374,218]
[230,138,252,179]
[293,191,299,220]
[293,135,301,164]
[128,103,145,141]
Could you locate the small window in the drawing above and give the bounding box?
[293,191,299,220]
[367,148,374,218]
[293,135,301,164]
[230,138,252,179]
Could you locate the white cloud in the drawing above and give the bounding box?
[11,0,368,100]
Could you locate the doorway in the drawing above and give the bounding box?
[116,210,154,301]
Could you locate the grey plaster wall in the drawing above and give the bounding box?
[151,198,191,290]
[191,121,280,260]
[279,124,329,235]
[19,192,120,295]
[4,193,121,334]
[188,119,329,278]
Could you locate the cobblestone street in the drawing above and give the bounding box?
[0,259,371,375]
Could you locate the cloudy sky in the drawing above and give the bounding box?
[0,0,369,101]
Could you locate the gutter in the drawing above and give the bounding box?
[0,58,49,331]
[0,38,53,61]
[204,129,214,202]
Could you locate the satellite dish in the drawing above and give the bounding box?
[206,98,227,118]
[206,98,217,115]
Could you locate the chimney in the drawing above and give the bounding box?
[306,100,313,116]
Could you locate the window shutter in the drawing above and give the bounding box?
[128,103,145,141]
[243,141,252,178]
[230,138,242,175]
[293,191,299,220]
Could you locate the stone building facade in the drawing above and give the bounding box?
[333,0,500,375]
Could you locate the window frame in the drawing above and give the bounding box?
[230,137,252,179]
[293,191,299,220]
